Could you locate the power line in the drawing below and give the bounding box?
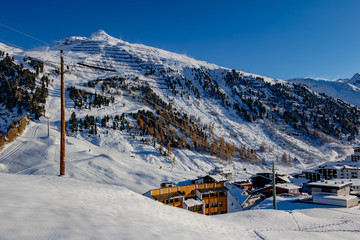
[0,38,25,50]
[0,23,51,46]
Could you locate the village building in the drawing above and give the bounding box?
[332,179,360,197]
[345,146,360,162]
[337,166,360,179]
[318,165,340,180]
[194,174,227,184]
[250,172,290,189]
[144,178,262,215]
[233,180,252,190]
[226,184,263,211]
[301,147,360,182]
[144,182,228,215]
[308,180,358,208]
[254,183,301,197]
[289,176,310,193]
[208,165,233,180]
[302,169,321,182]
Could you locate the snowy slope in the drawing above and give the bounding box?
[288,75,360,108]
[1,173,360,240]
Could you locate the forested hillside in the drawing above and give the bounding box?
[0,51,49,148]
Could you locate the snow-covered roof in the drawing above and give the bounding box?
[302,169,319,173]
[278,176,290,183]
[350,190,360,195]
[226,184,249,206]
[308,180,352,189]
[275,183,301,190]
[319,165,342,170]
[340,165,360,170]
[256,183,301,192]
[290,177,309,186]
[333,178,360,186]
[209,165,233,175]
[313,194,357,201]
[184,198,203,207]
[208,174,227,182]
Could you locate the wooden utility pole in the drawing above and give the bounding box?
[60,50,65,176]
[272,161,277,210]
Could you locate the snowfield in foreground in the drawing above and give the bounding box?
[1,173,360,240]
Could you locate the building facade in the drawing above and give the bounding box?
[308,180,358,208]
[144,182,228,215]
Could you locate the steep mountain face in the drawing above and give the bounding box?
[288,74,360,108]
[349,73,360,86]
[0,30,359,174]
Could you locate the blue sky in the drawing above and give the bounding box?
[0,0,359,80]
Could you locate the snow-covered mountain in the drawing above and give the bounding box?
[288,74,360,108]
[0,30,359,182]
[1,30,360,240]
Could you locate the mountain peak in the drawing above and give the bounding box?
[350,73,360,84]
[90,30,116,41]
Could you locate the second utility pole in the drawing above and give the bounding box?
[272,161,277,210]
[60,50,65,176]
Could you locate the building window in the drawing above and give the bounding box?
[219,202,222,207]
[191,190,195,195]
[321,187,332,193]
[205,204,209,208]
[195,206,202,211]
[211,202,218,207]
[175,198,180,202]
[203,194,209,198]
[220,211,226,214]
[210,212,218,215]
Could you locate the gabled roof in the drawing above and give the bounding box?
[194,174,227,183]
[290,177,309,186]
[226,184,250,206]
[277,176,290,183]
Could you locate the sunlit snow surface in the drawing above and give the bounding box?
[1,31,360,239]
[1,173,360,240]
